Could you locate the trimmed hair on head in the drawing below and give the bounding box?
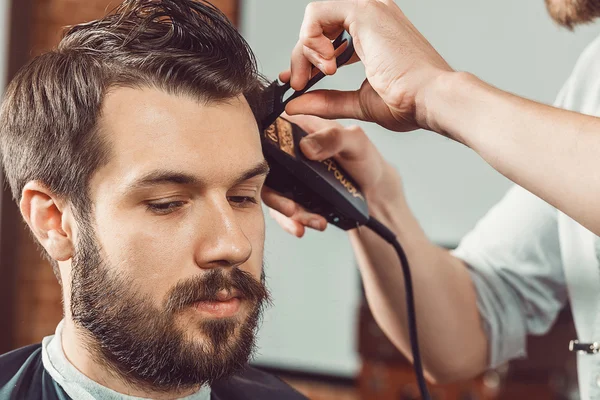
[0,0,265,274]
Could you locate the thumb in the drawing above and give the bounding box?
[299,125,369,163]
[299,124,387,192]
[285,89,365,121]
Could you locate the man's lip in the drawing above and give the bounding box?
[190,290,242,303]
[194,297,241,318]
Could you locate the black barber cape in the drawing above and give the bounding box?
[0,344,307,400]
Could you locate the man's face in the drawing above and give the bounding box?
[545,0,600,28]
[67,87,270,391]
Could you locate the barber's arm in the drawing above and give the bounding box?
[284,0,600,236]
[262,114,488,383]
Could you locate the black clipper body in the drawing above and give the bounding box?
[262,117,369,230]
[259,31,368,230]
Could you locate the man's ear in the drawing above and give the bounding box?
[20,181,74,262]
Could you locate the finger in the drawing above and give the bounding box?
[304,46,337,76]
[262,186,298,217]
[310,27,348,75]
[323,26,345,42]
[290,41,314,90]
[269,208,305,238]
[285,89,365,121]
[298,124,370,162]
[282,112,344,134]
[281,30,354,84]
[262,187,328,231]
[300,1,354,57]
[347,51,360,65]
[279,69,291,83]
[291,1,355,88]
[297,124,386,192]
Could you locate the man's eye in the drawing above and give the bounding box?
[228,196,258,207]
[146,201,185,214]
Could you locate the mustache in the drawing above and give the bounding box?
[164,268,271,314]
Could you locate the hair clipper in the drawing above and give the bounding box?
[260,31,369,230]
[259,31,434,400]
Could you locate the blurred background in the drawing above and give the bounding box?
[0,0,598,399]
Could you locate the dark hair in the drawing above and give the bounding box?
[0,0,265,213]
[0,0,265,278]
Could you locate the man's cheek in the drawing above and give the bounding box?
[106,227,188,285]
[244,210,266,242]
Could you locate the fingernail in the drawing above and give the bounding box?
[302,137,322,154]
[308,220,322,230]
[316,62,327,75]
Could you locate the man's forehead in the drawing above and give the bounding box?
[100,86,258,134]
[100,87,259,152]
[91,86,264,192]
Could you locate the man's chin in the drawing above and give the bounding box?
[188,317,242,345]
[545,0,600,29]
[177,305,253,348]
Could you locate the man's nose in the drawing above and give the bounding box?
[194,196,252,269]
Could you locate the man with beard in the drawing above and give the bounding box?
[260,0,600,399]
[0,0,308,399]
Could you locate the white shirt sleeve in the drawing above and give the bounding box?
[452,186,567,368]
[451,79,573,369]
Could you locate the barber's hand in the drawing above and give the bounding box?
[262,114,402,237]
[283,0,453,132]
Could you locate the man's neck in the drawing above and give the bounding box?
[61,319,201,399]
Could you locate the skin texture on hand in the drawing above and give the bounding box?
[285,0,600,236]
[262,113,402,237]
[271,0,600,382]
[262,114,489,382]
[284,0,453,133]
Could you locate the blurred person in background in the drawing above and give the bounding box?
[264,0,600,399]
[0,0,310,398]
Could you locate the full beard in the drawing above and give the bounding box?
[545,0,600,29]
[69,224,271,394]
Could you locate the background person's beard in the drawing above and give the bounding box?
[69,225,271,393]
[545,0,600,28]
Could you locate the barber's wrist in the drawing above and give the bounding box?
[415,70,479,145]
[366,161,401,198]
[364,163,405,222]
[361,163,428,245]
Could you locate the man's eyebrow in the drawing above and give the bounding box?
[125,171,201,191]
[124,160,270,192]
[232,160,270,186]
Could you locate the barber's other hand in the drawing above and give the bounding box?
[262,114,402,237]
[284,0,453,132]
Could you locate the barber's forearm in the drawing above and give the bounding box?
[349,167,488,383]
[421,71,600,235]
